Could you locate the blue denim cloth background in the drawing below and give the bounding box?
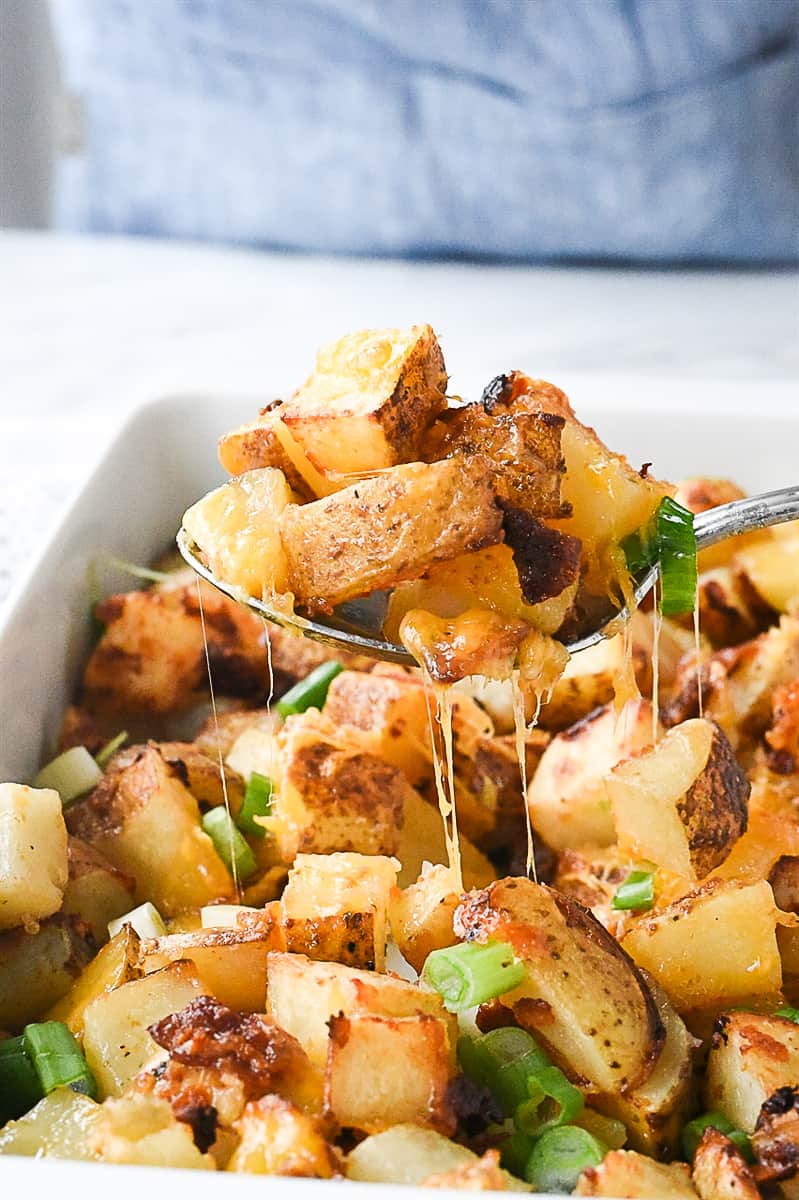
[50,0,799,261]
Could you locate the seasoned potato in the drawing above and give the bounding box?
[456,879,664,1094]
[277,324,447,476]
[623,879,783,1014]
[388,864,459,973]
[61,837,135,942]
[574,1149,698,1197]
[229,1095,340,1176]
[454,725,550,853]
[737,521,799,613]
[325,1011,455,1134]
[607,719,749,879]
[552,846,629,933]
[90,1093,214,1169]
[83,579,270,715]
[750,1085,799,1192]
[0,915,93,1030]
[140,908,284,1011]
[539,631,651,732]
[396,787,495,890]
[267,952,456,1067]
[67,745,233,915]
[769,855,799,983]
[279,456,503,612]
[594,982,696,1158]
[83,960,204,1098]
[323,668,433,786]
[0,782,67,928]
[424,1149,517,1190]
[691,1128,760,1200]
[218,406,334,500]
[182,467,294,600]
[705,1011,799,1131]
[0,1087,101,1160]
[281,853,398,971]
[695,565,775,648]
[347,1124,483,1186]
[157,742,245,811]
[267,714,407,861]
[529,699,657,852]
[47,926,141,1037]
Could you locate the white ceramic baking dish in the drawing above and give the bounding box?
[0,380,796,1196]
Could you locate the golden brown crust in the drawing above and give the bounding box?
[676,722,749,878]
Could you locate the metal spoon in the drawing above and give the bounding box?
[177,484,799,664]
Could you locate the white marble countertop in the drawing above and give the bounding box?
[1,229,797,603]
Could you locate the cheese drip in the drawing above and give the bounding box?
[511,673,542,881]
[420,667,463,893]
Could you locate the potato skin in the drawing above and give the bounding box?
[279,456,503,612]
[676,721,749,878]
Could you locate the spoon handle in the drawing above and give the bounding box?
[694,485,799,549]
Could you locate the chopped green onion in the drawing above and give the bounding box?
[681,1111,754,1162]
[422,940,525,1012]
[237,772,274,838]
[515,1061,584,1136]
[22,1022,97,1099]
[200,904,259,929]
[525,1125,608,1192]
[0,1036,43,1122]
[611,869,655,912]
[95,731,128,769]
[499,1127,536,1177]
[202,808,257,880]
[103,557,172,584]
[276,661,344,718]
[108,901,167,941]
[776,1006,799,1024]
[622,497,697,617]
[32,746,103,805]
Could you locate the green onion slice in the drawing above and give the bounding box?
[422,941,525,1012]
[276,661,344,718]
[32,746,103,805]
[107,901,167,941]
[95,731,128,769]
[525,1125,608,1192]
[202,808,257,880]
[0,1036,44,1122]
[681,1111,754,1162]
[22,1021,97,1099]
[611,869,655,912]
[237,772,274,838]
[622,497,697,617]
[776,1006,799,1024]
[515,1062,584,1136]
[499,1128,536,1178]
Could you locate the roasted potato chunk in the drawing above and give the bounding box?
[67,745,233,915]
[157,741,245,811]
[737,520,799,614]
[279,456,502,612]
[607,718,749,879]
[229,1094,340,1177]
[705,1011,799,1132]
[528,699,657,852]
[61,837,135,942]
[325,1011,455,1135]
[388,864,459,974]
[0,1087,101,1160]
[574,1149,698,1197]
[0,914,94,1030]
[280,852,398,971]
[347,1124,495,1186]
[623,879,784,1015]
[0,782,67,929]
[323,668,433,786]
[267,952,456,1068]
[83,579,269,715]
[691,1128,760,1200]
[182,467,294,600]
[695,565,775,647]
[456,879,664,1094]
[47,925,141,1037]
[89,1093,214,1169]
[396,788,495,890]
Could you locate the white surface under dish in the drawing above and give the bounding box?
[0,381,797,1196]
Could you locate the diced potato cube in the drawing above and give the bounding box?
[67,745,233,915]
[90,1094,214,1169]
[388,864,459,974]
[623,879,783,1014]
[325,1012,455,1134]
[692,1128,760,1200]
[347,1125,525,1190]
[538,631,649,732]
[281,853,398,971]
[528,699,656,852]
[218,408,333,499]
[396,788,495,891]
[0,915,93,1030]
[182,467,294,600]
[267,952,455,1067]
[705,1011,799,1131]
[61,837,135,943]
[0,783,67,928]
[279,457,502,611]
[228,1094,340,1176]
[323,669,433,786]
[736,522,799,613]
[574,1149,698,1197]
[83,960,204,1097]
[607,719,749,879]
[0,1087,101,1160]
[457,879,664,1094]
[47,925,141,1037]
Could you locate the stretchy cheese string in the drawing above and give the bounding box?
[196,577,240,898]
[420,667,463,893]
[260,614,275,712]
[511,672,538,882]
[651,577,662,743]
[438,686,463,893]
[693,598,704,719]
